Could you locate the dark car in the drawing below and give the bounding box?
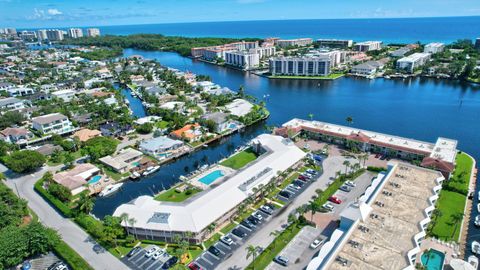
[293,180,304,187]
[298,175,308,181]
[232,228,247,238]
[208,245,221,257]
[127,246,142,257]
[247,215,260,225]
[162,256,178,269]
[279,190,292,199]
[241,220,255,229]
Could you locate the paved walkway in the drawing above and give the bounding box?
[4,166,129,270]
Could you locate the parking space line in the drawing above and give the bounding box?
[214,244,226,254]
[217,241,232,250]
[201,254,214,265]
[196,260,209,269]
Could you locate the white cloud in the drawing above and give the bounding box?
[47,8,63,15]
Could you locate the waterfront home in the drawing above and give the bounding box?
[103,96,118,107]
[0,127,33,144]
[83,78,104,88]
[0,97,25,110]
[0,82,15,91]
[99,148,143,173]
[52,163,101,195]
[350,59,388,76]
[306,163,444,270]
[73,128,101,142]
[160,101,185,111]
[51,89,76,102]
[205,86,235,96]
[134,116,161,125]
[139,136,184,157]
[396,53,431,73]
[113,134,306,243]
[225,99,253,117]
[170,123,203,142]
[202,112,231,133]
[34,144,63,156]
[144,85,167,96]
[99,122,131,137]
[7,86,35,97]
[32,113,75,135]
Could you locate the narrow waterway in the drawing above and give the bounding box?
[94,50,480,258]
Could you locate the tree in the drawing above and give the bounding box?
[308,201,320,222]
[238,85,245,97]
[346,116,353,125]
[308,113,314,121]
[0,111,25,129]
[47,182,72,202]
[120,213,130,236]
[3,150,46,173]
[450,213,464,238]
[269,230,280,251]
[128,217,137,239]
[246,245,260,270]
[78,192,95,214]
[136,123,153,134]
[342,160,351,175]
[83,136,119,161]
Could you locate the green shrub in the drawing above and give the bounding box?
[53,241,94,270]
[34,177,72,217]
[3,150,46,173]
[367,166,387,172]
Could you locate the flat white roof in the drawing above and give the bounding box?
[225,99,253,117]
[113,134,306,233]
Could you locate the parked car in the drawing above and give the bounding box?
[247,215,260,225]
[152,249,165,260]
[208,245,222,257]
[241,219,256,229]
[162,256,178,269]
[252,211,263,221]
[288,183,301,190]
[310,238,326,249]
[306,169,318,175]
[279,190,292,199]
[232,228,247,238]
[298,175,308,181]
[188,262,203,270]
[145,246,160,258]
[322,202,334,211]
[301,173,312,179]
[127,246,141,257]
[220,235,234,246]
[345,181,356,187]
[274,256,289,266]
[339,185,352,192]
[328,196,342,204]
[293,180,304,187]
[260,205,274,215]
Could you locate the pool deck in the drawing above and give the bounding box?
[418,238,459,266]
[189,165,235,190]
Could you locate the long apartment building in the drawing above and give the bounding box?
[275,38,313,48]
[396,52,431,73]
[113,134,306,243]
[275,118,457,177]
[306,162,445,270]
[269,56,331,76]
[68,28,83,38]
[190,41,259,60]
[316,39,353,48]
[225,51,260,70]
[307,50,346,67]
[424,42,445,54]
[353,41,382,51]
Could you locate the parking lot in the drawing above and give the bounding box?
[122,245,172,270]
[194,209,273,270]
[276,169,321,203]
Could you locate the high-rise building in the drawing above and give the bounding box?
[353,41,383,52]
[475,38,480,52]
[37,30,48,41]
[68,28,83,38]
[4,28,17,35]
[316,39,353,48]
[424,42,445,54]
[46,29,64,41]
[275,38,313,48]
[18,31,37,41]
[269,56,331,76]
[86,28,101,37]
[225,51,260,70]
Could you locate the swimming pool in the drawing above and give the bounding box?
[198,170,224,185]
[88,175,102,184]
[421,249,445,270]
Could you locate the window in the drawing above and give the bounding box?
[297,61,304,74]
[288,61,294,74]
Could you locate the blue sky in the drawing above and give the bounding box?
[1,0,480,28]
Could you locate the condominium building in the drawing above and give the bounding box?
[86,28,101,37]
[225,51,260,70]
[18,31,37,41]
[316,39,353,48]
[46,29,64,41]
[250,45,276,59]
[475,38,480,51]
[190,41,258,60]
[32,113,74,135]
[68,28,83,38]
[424,42,445,54]
[308,50,346,67]
[269,56,331,76]
[3,28,17,36]
[275,38,313,48]
[353,41,383,51]
[396,53,431,73]
[37,29,48,41]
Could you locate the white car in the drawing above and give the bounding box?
[322,202,334,211]
[220,235,234,246]
[252,211,263,221]
[310,238,326,249]
[345,181,356,187]
[288,184,301,190]
[145,246,160,258]
[152,249,164,260]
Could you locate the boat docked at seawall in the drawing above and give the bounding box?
[475,215,480,227]
[468,255,479,269]
[472,241,480,255]
[99,183,124,197]
[142,165,160,176]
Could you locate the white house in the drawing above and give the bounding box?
[0,97,25,110]
[51,89,76,102]
[8,87,35,97]
[32,113,74,135]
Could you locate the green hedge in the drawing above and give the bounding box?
[34,178,72,217]
[54,241,94,270]
[367,166,387,173]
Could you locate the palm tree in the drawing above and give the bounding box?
[128,217,137,239]
[343,160,351,175]
[346,116,353,125]
[120,213,130,236]
[361,153,369,167]
[450,213,464,238]
[269,230,280,251]
[246,245,260,270]
[78,192,94,214]
[308,113,314,121]
[207,223,216,237]
[308,201,319,222]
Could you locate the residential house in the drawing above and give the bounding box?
[32,113,74,135]
[202,112,230,133]
[35,144,63,156]
[99,148,143,173]
[170,123,203,142]
[51,89,76,102]
[73,128,101,142]
[0,127,33,144]
[0,97,25,110]
[52,163,100,195]
[139,136,184,156]
[99,122,130,137]
[8,87,35,97]
[225,99,253,117]
[0,82,15,91]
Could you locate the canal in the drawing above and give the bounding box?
[94,50,480,256]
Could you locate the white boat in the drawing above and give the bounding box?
[99,183,123,197]
[475,216,480,227]
[468,255,479,269]
[477,203,480,213]
[472,241,480,255]
[478,191,480,201]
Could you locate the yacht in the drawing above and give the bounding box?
[99,183,123,197]
[477,203,480,213]
[472,241,480,255]
[468,255,479,269]
[475,215,480,227]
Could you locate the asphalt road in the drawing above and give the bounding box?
[4,166,129,270]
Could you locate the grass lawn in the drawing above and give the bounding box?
[203,233,221,248]
[154,186,202,202]
[108,245,134,258]
[220,148,258,170]
[430,190,466,241]
[156,120,170,129]
[245,223,305,270]
[447,152,474,193]
[268,73,344,80]
[234,208,255,223]
[220,222,238,234]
